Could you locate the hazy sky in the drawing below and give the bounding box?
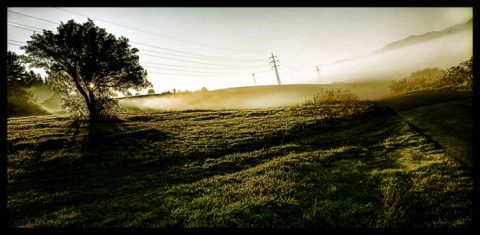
[7,7,473,92]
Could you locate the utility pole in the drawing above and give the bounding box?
[315,65,321,82]
[269,52,281,85]
[252,73,256,85]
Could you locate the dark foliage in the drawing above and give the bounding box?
[21,19,152,121]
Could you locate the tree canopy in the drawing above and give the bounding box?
[21,19,152,121]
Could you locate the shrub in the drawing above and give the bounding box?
[303,88,366,117]
[304,88,359,105]
[388,57,473,94]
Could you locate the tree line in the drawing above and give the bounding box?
[7,51,51,117]
[388,57,473,94]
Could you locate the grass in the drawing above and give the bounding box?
[6,99,473,228]
[376,90,473,168]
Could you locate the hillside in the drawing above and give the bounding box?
[7,97,473,227]
[118,81,392,111]
[120,87,474,168]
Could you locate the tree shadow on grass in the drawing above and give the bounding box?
[7,117,175,227]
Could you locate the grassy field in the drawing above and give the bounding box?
[6,96,473,228]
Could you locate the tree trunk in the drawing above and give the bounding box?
[88,104,99,122]
[72,75,97,121]
[87,90,99,122]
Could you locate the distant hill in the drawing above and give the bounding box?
[323,18,472,83]
[373,18,472,55]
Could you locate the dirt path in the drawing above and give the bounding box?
[374,90,473,168]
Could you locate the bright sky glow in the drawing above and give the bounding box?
[7,7,473,93]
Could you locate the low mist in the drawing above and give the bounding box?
[320,27,472,83]
[103,22,475,112]
[119,28,472,112]
[118,82,392,111]
[119,87,309,111]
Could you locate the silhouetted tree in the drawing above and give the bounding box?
[7,51,40,88]
[21,19,152,121]
[147,88,155,95]
[6,51,49,116]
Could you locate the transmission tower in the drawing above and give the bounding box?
[315,65,321,82]
[269,52,281,85]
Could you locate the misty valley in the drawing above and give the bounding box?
[6,9,474,228]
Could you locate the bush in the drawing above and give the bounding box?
[388,57,473,94]
[304,88,359,105]
[303,88,367,117]
[439,57,473,89]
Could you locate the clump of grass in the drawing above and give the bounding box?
[305,88,359,105]
[303,88,371,117]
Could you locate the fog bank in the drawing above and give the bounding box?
[118,82,391,111]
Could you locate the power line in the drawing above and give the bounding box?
[131,41,265,62]
[8,10,276,81]
[137,47,266,65]
[143,65,265,76]
[7,16,268,64]
[7,35,269,73]
[7,10,59,25]
[54,7,267,55]
[279,63,304,77]
[139,52,268,68]
[281,58,309,71]
[8,42,24,47]
[7,23,42,33]
[142,62,269,72]
[280,62,304,74]
[147,69,248,76]
[8,39,27,44]
[140,61,265,70]
[148,69,271,77]
[279,67,301,80]
[7,21,44,31]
